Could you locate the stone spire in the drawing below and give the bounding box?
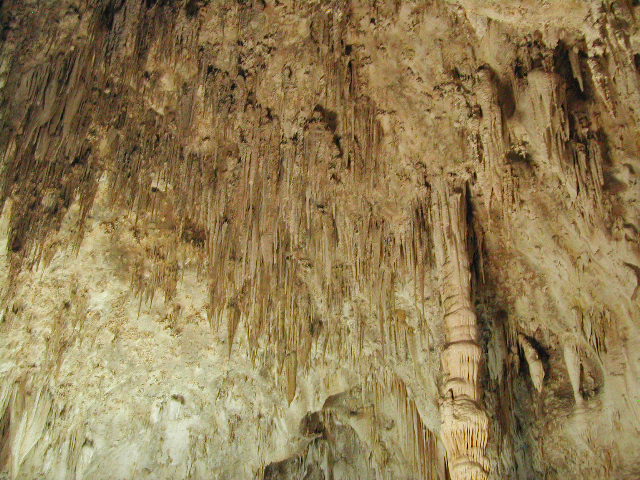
[431,181,490,480]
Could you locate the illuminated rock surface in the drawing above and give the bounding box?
[0,1,639,478]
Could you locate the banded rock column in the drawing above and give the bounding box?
[431,183,490,480]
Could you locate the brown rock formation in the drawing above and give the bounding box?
[432,181,489,480]
[0,1,639,479]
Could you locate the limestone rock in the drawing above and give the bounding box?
[0,1,639,479]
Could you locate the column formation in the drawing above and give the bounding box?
[431,182,490,480]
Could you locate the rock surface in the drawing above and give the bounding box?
[0,0,639,479]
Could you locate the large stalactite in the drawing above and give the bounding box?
[432,182,489,480]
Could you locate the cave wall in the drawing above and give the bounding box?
[0,0,639,479]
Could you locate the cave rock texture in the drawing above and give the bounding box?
[1,0,640,479]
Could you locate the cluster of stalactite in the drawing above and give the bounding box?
[0,3,443,478]
[270,375,443,480]
[431,182,489,480]
[1,0,640,478]
[0,0,435,393]
[0,377,94,480]
[373,377,439,480]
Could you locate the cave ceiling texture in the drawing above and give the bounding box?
[0,0,639,479]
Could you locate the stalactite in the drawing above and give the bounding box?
[474,67,513,217]
[518,334,545,393]
[431,180,489,480]
[563,342,584,408]
[371,375,439,479]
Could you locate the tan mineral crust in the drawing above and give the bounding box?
[0,0,639,479]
